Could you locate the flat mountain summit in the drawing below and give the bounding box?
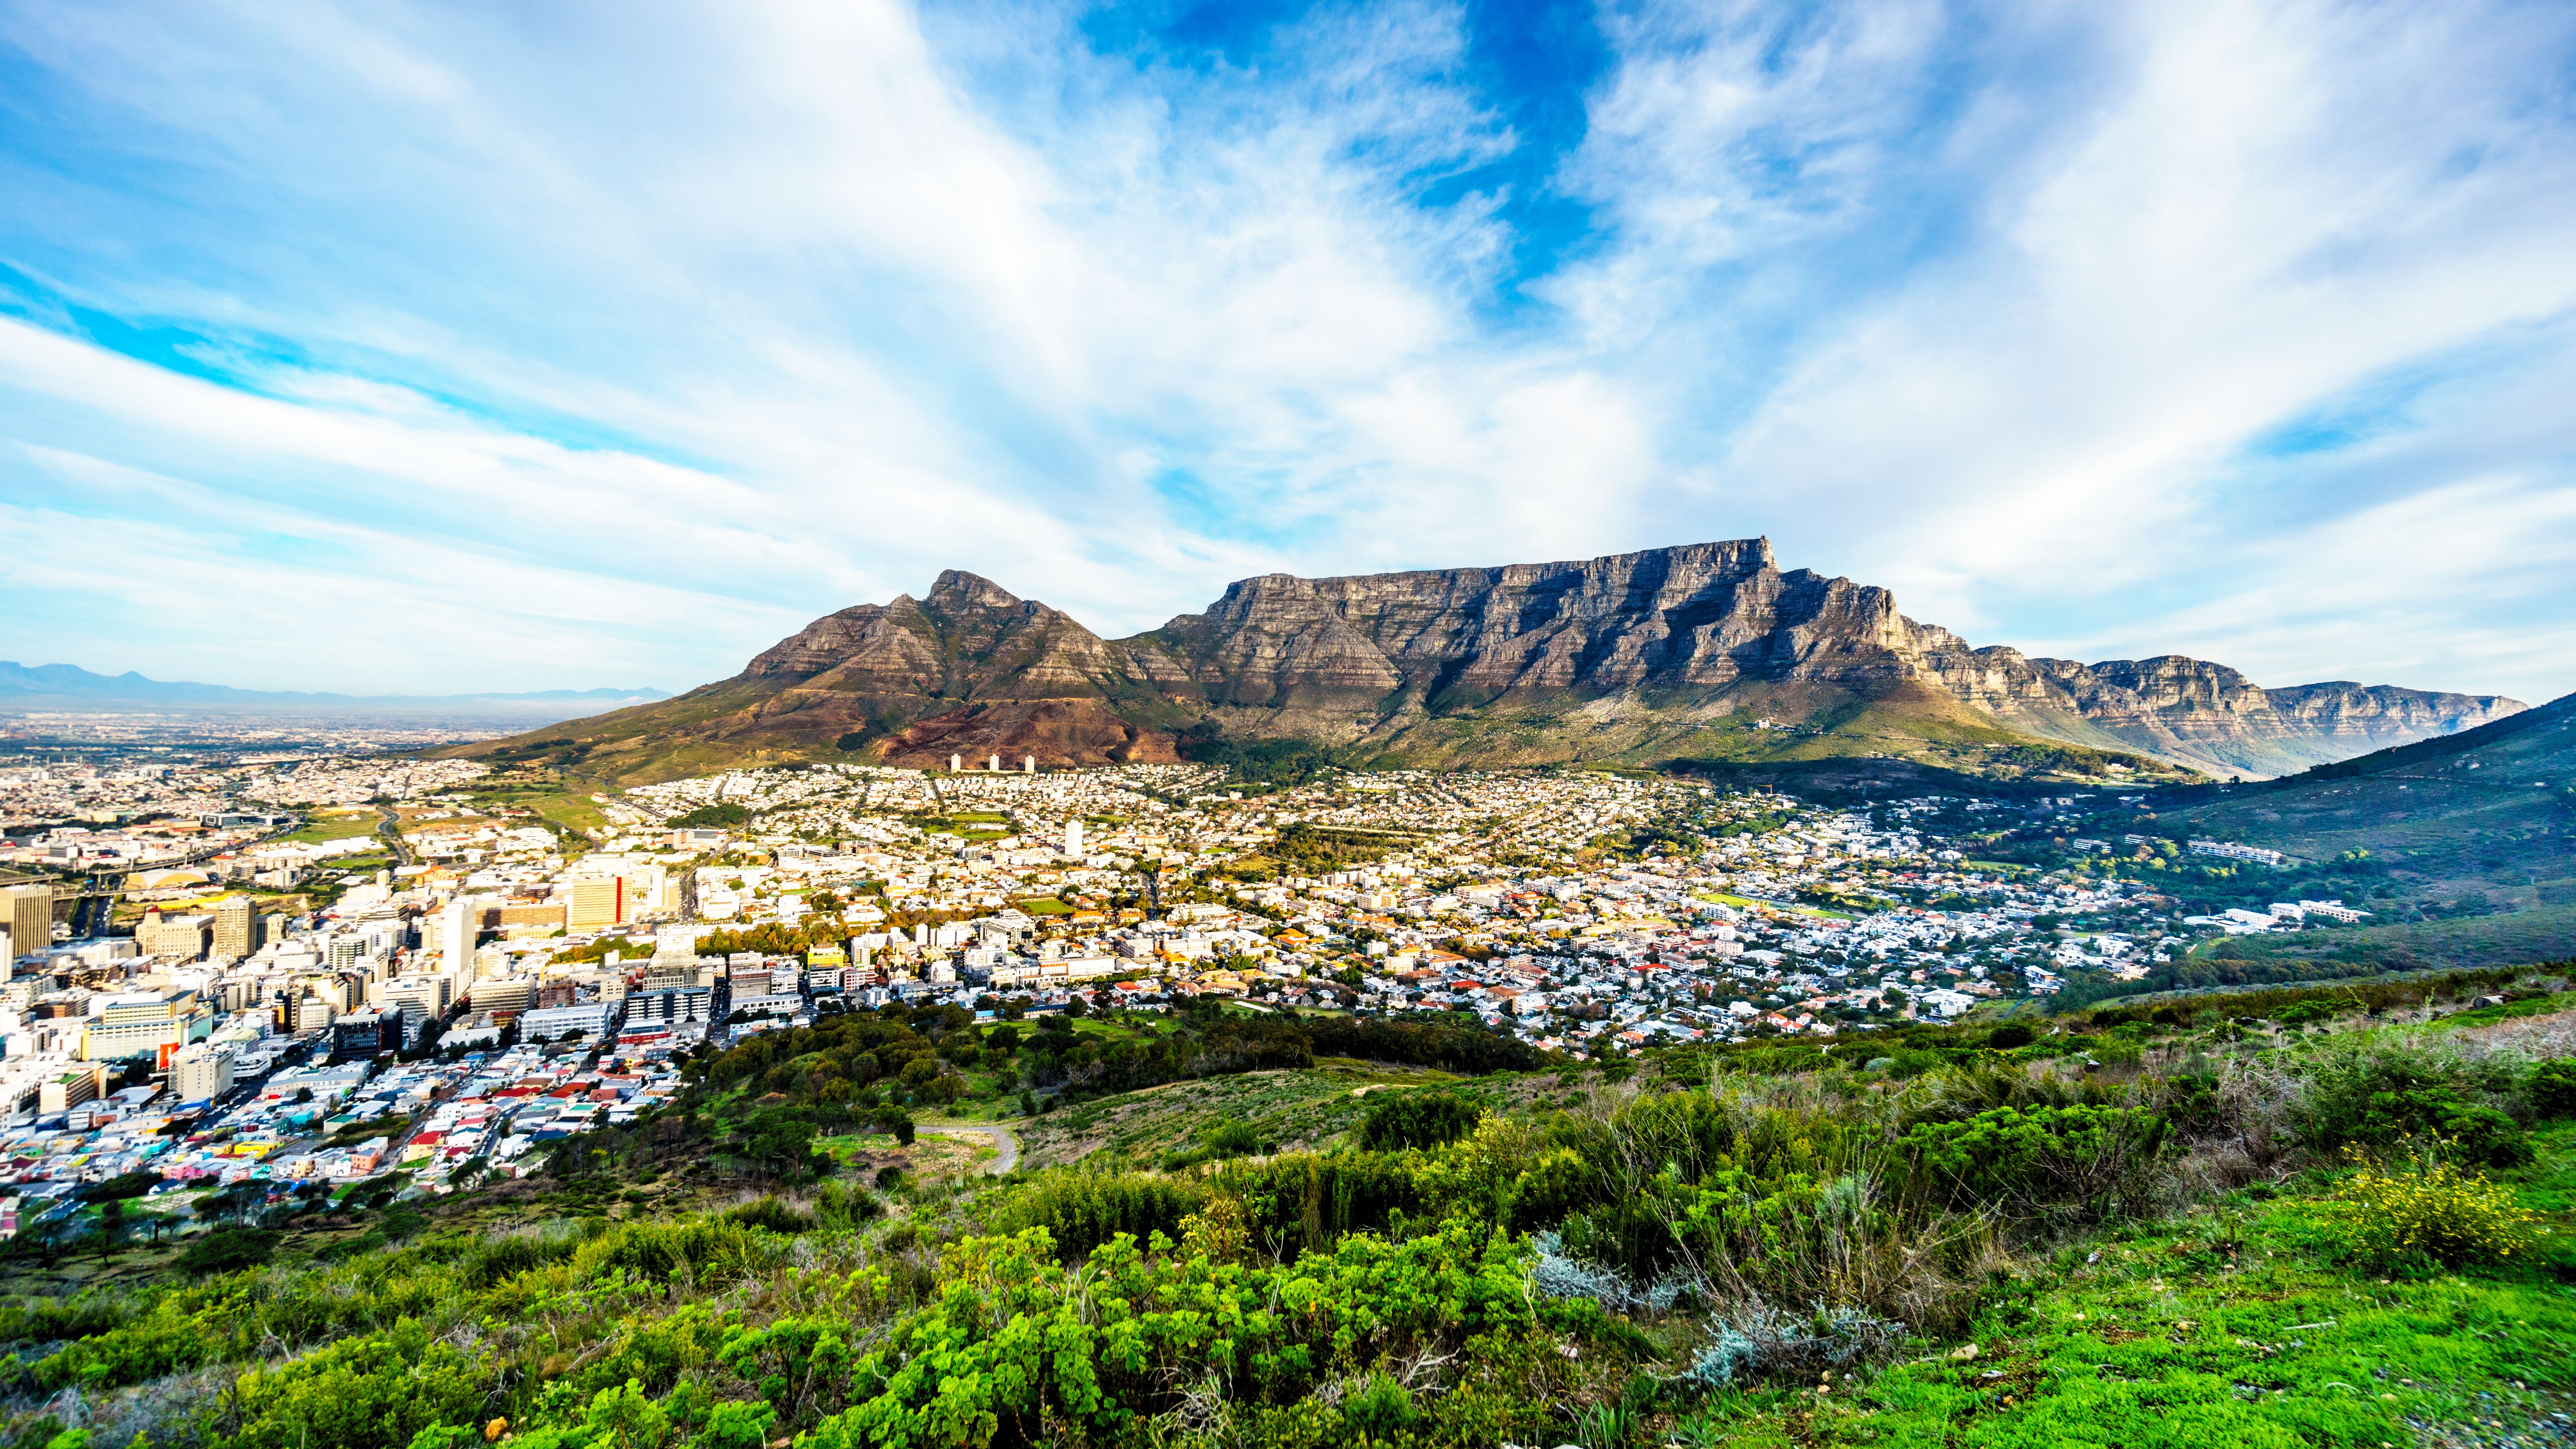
[450,541,2522,784]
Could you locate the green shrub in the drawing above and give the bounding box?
[177,1225,280,1275]
[1203,1119,1263,1157]
[1358,1091,1480,1151]
[984,1171,1209,1260]
[725,1197,818,1234]
[2530,1059,2576,1118]
[1985,1023,2035,1050]
[800,1217,1558,1449]
[2297,1040,2531,1165]
[1212,1152,1426,1259]
[1901,1104,2168,1222]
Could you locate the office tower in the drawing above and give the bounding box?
[441,896,472,979]
[213,896,262,960]
[564,876,624,931]
[2,885,53,970]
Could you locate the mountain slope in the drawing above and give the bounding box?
[442,541,2523,785]
[446,571,1188,781]
[2168,688,2576,902]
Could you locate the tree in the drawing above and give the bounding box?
[76,1170,159,1204]
[179,1225,282,1274]
[735,1108,821,1183]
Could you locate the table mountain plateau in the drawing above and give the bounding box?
[447,540,2522,785]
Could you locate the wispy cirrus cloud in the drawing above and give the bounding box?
[0,0,2569,702]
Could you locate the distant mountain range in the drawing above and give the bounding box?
[0,662,668,716]
[439,539,2527,785]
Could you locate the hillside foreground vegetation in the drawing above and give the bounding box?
[3,972,2573,1449]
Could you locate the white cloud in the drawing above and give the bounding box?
[0,0,2568,706]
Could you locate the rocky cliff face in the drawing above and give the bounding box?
[1903,632,2524,778]
[1126,541,2525,777]
[1145,540,1922,708]
[722,570,1182,767]
[454,541,2524,784]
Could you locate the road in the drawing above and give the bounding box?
[376,803,408,867]
[922,1121,1020,1176]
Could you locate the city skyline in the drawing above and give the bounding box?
[3,0,2573,703]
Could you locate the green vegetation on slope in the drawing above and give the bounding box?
[6,974,2572,1449]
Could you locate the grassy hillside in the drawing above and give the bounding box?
[1294,679,2199,785]
[2158,690,2576,974]
[8,974,2573,1448]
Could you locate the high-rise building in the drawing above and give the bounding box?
[440,896,472,979]
[2,885,53,971]
[469,976,533,1017]
[1064,820,1083,857]
[136,910,212,961]
[212,897,263,960]
[564,876,625,932]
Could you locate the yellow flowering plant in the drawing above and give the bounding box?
[2330,1136,2544,1269]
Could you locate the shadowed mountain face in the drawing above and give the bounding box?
[445,543,2525,784]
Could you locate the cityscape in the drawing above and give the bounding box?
[0,736,2377,1235]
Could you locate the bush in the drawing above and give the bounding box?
[1902,1104,2169,1222]
[725,1197,817,1234]
[1358,1091,1480,1152]
[1203,1119,1262,1157]
[985,1171,1209,1260]
[2297,1040,2531,1165]
[2530,1059,2576,1118]
[179,1225,282,1275]
[2329,1141,2543,1269]
[1984,1023,2035,1050]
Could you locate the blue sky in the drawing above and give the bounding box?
[2,0,2573,703]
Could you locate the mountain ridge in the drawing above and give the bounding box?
[436,541,2526,783]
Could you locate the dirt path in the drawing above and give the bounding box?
[922,1121,1020,1176]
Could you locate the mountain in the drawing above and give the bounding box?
[441,570,1189,781]
[1907,640,2521,779]
[1126,540,2518,777]
[2170,686,2576,885]
[0,662,667,716]
[440,541,2526,784]
[2154,688,2576,972]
